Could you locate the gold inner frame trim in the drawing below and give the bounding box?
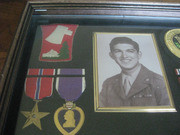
[93,32,176,113]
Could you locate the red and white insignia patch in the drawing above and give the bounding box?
[39,24,78,62]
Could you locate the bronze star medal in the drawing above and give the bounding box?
[22,68,55,130]
[21,101,50,130]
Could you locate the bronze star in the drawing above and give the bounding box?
[21,102,50,130]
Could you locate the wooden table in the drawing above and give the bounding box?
[0,1,26,73]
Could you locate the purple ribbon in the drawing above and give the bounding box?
[56,69,85,101]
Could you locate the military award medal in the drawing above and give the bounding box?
[21,68,55,130]
[165,29,180,58]
[54,69,86,135]
[39,24,78,62]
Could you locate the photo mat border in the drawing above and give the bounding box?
[93,32,176,113]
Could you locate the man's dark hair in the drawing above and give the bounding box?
[109,37,139,52]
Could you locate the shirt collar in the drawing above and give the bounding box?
[122,64,141,85]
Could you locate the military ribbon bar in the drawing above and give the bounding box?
[25,68,55,100]
[175,68,180,75]
[56,69,86,101]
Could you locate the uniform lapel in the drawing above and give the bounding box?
[127,65,151,98]
[113,74,127,100]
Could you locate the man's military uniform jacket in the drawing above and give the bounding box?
[99,65,170,107]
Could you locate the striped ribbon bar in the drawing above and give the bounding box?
[25,68,55,100]
[175,68,180,75]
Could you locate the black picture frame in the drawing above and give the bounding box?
[0,1,180,135]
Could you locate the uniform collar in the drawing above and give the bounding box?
[112,65,153,99]
[122,64,141,86]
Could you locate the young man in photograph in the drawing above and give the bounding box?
[99,37,170,107]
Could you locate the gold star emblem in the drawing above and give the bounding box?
[21,102,50,130]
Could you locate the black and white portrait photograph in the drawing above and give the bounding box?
[93,32,175,112]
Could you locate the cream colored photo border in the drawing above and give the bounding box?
[93,32,176,112]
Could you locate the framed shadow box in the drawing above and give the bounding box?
[0,0,180,135]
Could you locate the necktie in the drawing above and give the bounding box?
[123,77,131,96]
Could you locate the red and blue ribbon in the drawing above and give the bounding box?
[25,68,55,100]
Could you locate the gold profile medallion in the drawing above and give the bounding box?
[54,102,85,135]
[165,29,180,58]
[54,68,86,134]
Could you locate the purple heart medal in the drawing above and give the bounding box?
[54,68,86,135]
